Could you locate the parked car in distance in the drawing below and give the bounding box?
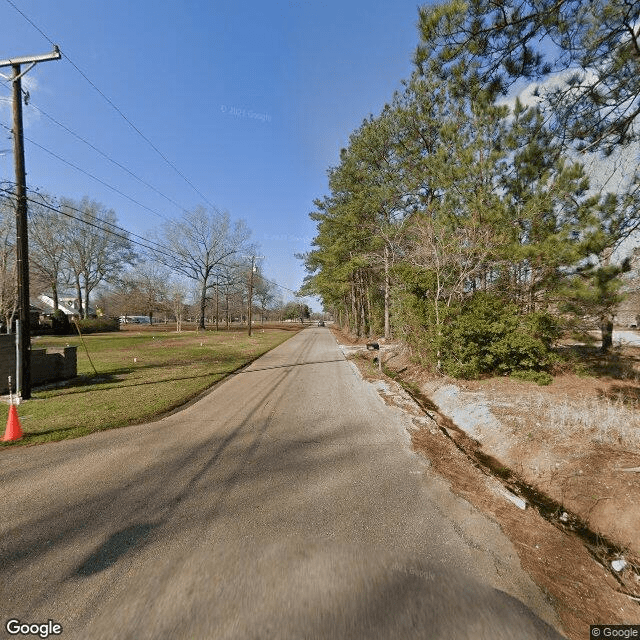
[119,315,151,324]
[317,320,325,327]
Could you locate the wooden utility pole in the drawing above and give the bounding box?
[246,256,264,337]
[0,48,61,400]
[12,63,30,399]
[215,275,219,331]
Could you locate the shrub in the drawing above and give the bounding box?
[521,311,562,349]
[392,267,559,379]
[51,309,71,335]
[440,294,557,379]
[73,317,120,334]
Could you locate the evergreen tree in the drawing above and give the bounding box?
[415,0,640,152]
[498,98,604,313]
[301,108,409,337]
[303,4,632,370]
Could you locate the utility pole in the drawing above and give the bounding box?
[0,48,61,400]
[215,274,219,332]
[245,255,264,337]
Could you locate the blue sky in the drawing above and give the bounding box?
[0,0,429,310]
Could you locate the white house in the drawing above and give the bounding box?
[37,295,96,318]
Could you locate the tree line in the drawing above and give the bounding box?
[301,0,639,379]
[0,188,289,332]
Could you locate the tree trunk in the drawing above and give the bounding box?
[351,281,358,336]
[364,280,371,337]
[83,282,91,319]
[51,282,59,310]
[359,273,366,337]
[75,275,84,317]
[384,243,390,339]
[199,281,207,329]
[600,316,614,352]
[215,283,219,331]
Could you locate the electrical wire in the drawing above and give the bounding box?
[0,78,189,221]
[1,170,181,259]
[28,101,188,215]
[3,0,218,210]
[0,186,304,297]
[0,186,174,258]
[27,188,176,256]
[0,121,171,222]
[0,105,300,297]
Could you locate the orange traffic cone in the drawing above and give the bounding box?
[2,404,23,442]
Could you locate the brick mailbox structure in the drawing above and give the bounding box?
[0,334,77,394]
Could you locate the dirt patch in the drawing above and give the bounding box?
[411,423,636,640]
[332,327,640,640]
[456,375,640,559]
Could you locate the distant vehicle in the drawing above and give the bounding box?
[119,315,150,324]
[317,320,325,327]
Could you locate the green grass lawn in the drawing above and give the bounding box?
[0,326,300,447]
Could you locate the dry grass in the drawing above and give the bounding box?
[511,391,640,449]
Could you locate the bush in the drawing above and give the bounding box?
[393,266,560,380]
[510,370,554,385]
[51,309,71,335]
[73,317,120,334]
[440,294,557,379]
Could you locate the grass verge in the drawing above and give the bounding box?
[0,326,300,447]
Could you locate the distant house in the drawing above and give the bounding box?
[37,295,97,318]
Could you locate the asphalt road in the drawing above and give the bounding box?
[0,327,564,639]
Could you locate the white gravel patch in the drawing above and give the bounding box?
[612,330,640,346]
[431,385,502,440]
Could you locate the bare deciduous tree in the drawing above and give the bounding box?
[61,197,136,318]
[155,206,252,329]
[253,270,277,323]
[28,193,69,311]
[0,195,17,332]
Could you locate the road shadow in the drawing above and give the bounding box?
[76,522,160,576]
[240,357,347,374]
[1,403,565,638]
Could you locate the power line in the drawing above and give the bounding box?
[0,121,171,222]
[4,0,218,209]
[29,189,176,256]
[0,186,174,258]
[256,273,299,295]
[3,79,193,217]
[3,0,55,48]
[1,186,305,298]
[27,99,188,214]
